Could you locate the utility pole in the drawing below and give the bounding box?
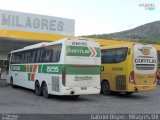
[128,25,131,40]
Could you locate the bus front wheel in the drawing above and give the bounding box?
[35,81,42,96]
[42,82,50,98]
[101,81,111,95]
[10,77,15,88]
[71,95,80,98]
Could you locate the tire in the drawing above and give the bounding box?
[71,95,80,98]
[35,81,42,96]
[10,77,15,88]
[125,92,133,95]
[42,82,50,98]
[101,81,111,95]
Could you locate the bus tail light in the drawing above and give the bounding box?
[129,71,136,85]
[155,71,160,84]
[156,71,160,79]
[62,66,66,86]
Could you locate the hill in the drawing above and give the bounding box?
[85,21,160,44]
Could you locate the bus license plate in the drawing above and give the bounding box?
[81,87,87,90]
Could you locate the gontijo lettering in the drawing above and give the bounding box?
[135,59,156,63]
[67,47,90,54]
[66,46,100,57]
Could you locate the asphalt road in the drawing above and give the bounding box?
[0,85,160,114]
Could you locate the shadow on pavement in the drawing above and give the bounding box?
[8,85,97,102]
[100,92,150,99]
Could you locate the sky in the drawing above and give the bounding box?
[0,0,159,36]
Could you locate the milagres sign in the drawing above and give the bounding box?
[0,9,75,36]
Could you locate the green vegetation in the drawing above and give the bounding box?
[84,21,160,45]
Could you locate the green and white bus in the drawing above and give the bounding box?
[7,38,101,97]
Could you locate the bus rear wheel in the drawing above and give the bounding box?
[101,81,111,95]
[35,81,42,96]
[42,82,50,98]
[125,92,133,95]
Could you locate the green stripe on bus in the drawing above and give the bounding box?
[11,64,100,75]
[95,47,101,57]
[12,65,26,72]
[65,65,100,75]
[38,65,42,73]
[41,64,63,74]
[30,65,33,72]
[28,73,31,81]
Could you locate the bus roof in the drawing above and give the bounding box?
[101,43,155,50]
[10,38,99,53]
[101,43,134,50]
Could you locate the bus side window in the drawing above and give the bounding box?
[42,49,52,62]
[36,49,40,63]
[52,49,58,62]
[36,49,43,63]
[101,49,116,63]
[32,50,36,63]
[115,48,128,63]
[56,49,61,61]
[102,47,128,64]
[52,44,62,62]
[11,54,15,64]
[22,52,25,63]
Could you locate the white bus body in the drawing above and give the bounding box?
[7,38,101,97]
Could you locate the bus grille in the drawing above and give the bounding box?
[115,75,126,90]
[52,76,59,92]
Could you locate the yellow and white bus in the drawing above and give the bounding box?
[7,38,101,98]
[101,43,157,95]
